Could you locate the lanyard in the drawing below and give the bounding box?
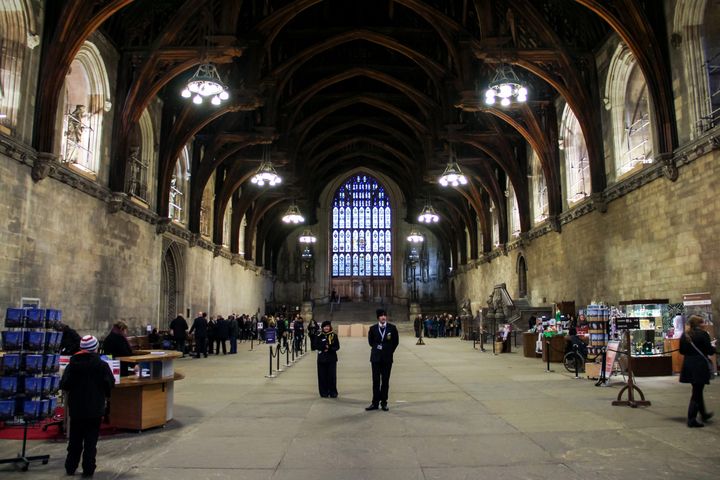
[378,324,387,342]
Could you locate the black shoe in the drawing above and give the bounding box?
[66,469,75,476]
[365,404,379,411]
[688,419,705,428]
[701,412,714,422]
[381,404,389,411]
[329,394,338,398]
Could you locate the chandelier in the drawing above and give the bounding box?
[418,200,439,223]
[438,149,468,187]
[250,146,281,186]
[282,203,304,224]
[407,229,424,243]
[484,64,528,107]
[181,63,230,106]
[298,229,317,243]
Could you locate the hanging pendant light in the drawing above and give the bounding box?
[407,229,424,243]
[282,203,304,224]
[181,63,230,106]
[438,148,468,187]
[298,229,317,243]
[484,64,528,106]
[418,200,440,223]
[250,146,281,186]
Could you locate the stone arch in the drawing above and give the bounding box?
[516,254,528,299]
[559,104,590,205]
[0,0,37,132]
[673,0,709,136]
[59,41,112,175]
[605,43,654,179]
[160,240,186,327]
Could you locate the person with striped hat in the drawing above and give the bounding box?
[60,335,115,477]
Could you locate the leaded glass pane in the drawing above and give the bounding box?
[331,175,392,277]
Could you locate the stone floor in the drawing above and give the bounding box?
[1,327,719,479]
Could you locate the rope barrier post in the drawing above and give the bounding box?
[276,345,283,372]
[265,346,276,378]
[573,345,580,379]
[286,343,291,367]
[545,339,554,373]
[480,331,485,352]
[595,347,608,387]
[250,335,254,351]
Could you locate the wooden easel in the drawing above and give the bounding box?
[612,330,651,408]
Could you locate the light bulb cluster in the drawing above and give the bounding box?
[418,202,440,223]
[484,64,527,106]
[438,161,468,187]
[250,162,282,186]
[298,229,317,243]
[407,229,424,243]
[282,204,305,224]
[181,63,230,106]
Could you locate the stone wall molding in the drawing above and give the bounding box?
[32,152,58,182]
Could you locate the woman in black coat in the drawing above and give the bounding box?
[679,315,716,427]
[102,321,134,376]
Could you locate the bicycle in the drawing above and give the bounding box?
[563,345,586,373]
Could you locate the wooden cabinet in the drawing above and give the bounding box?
[523,332,540,358]
[630,355,672,377]
[541,335,567,363]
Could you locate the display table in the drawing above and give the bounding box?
[541,335,567,363]
[109,351,183,431]
[523,332,541,358]
[630,355,672,377]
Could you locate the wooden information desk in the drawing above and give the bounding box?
[109,351,183,431]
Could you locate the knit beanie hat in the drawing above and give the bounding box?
[80,335,99,352]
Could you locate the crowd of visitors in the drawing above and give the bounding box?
[413,313,462,338]
[169,311,312,358]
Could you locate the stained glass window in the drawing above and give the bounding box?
[331,175,392,277]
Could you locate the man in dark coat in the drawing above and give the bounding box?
[228,315,239,354]
[215,316,229,355]
[59,323,82,355]
[314,320,340,397]
[366,309,399,411]
[60,335,115,477]
[169,314,189,356]
[189,312,208,358]
[101,321,133,376]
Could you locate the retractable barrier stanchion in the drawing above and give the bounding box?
[265,346,276,378]
[545,340,554,373]
[595,347,608,387]
[573,345,580,379]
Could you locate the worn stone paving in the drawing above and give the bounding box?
[1,327,719,479]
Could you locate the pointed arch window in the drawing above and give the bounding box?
[606,44,654,178]
[169,146,190,224]
[59,41,111,175]
[331,174,392,277]
[530,151,548,224]
[560,105,591,204]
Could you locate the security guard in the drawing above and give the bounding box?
[366,309,399,411]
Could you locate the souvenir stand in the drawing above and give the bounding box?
[0,307,62,471]
[619,300,672,377]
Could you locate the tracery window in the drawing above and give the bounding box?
[560,104,591,204]
[59,41,111,175]
[507,180,521,238]
[331,174,392,277]
[169,146,190,224]
[530,151,548,224]
[606,44,654,177]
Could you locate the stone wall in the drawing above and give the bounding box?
[454,147,720,320]
[0,151,271,337]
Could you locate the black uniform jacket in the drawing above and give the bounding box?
[60,351,115,419]
[314,331,340,363]
[368,322,399,363]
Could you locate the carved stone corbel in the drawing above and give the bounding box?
[590,192,607,213]
[188,233,200,248]
[658,153,679,182]
[156,217,171,235]
[213,244,222,257]
[107,192,127,214]
[547,215,561,233]
[32,152,58,182]
[231,253,242,265]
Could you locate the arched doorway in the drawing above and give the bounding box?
[160,242,184,327]
[518,255,528,298]
[329,173,393,302]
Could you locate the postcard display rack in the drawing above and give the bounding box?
[585,305,609,355]
[0,307,63,471]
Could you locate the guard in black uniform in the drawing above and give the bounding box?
[366,309,399,411]
[314,320,340,398]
